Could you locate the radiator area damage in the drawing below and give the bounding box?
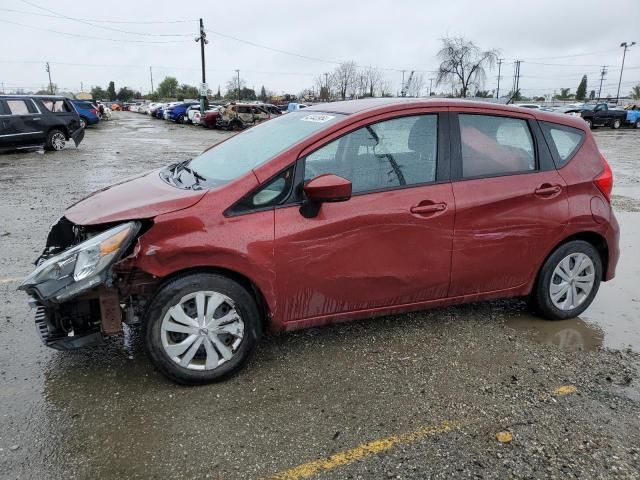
[20,217,157,350]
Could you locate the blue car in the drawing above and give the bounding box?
[70,100,100,128]
[167,102,199,123]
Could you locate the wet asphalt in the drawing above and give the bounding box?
[0,113,639,479]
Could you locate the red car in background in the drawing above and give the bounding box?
[201,107,222,128]
[20,98,619,384]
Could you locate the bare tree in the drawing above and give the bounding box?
[363,67,382,97]
[314,74,331,101]
[331,61,357,100]
[407,73,426,97]
[436,37,498,98]
[379,77,393,97]
[225,75,246,99]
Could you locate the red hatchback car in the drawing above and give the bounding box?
[20,98,619,384]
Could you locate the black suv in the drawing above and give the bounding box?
[0,95,84,152]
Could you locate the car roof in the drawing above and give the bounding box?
[305,98,588,130]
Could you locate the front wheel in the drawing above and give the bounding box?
[79,117,87,129]
[611,119,621,129]
[143,273,261,385]
[45,129,66,151]
[584,118,593,128]
[529,240,602,320]
[176,114,185,124]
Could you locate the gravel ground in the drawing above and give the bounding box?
[0,113,638,479]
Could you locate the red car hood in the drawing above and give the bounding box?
[65,169,207,225]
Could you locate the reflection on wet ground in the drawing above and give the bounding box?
[506,314,604,352]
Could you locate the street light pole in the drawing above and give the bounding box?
[616,41,635,104]
[45,62,53,94]
[196,18,209,112]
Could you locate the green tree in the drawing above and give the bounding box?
[106,81,116,101]
[555,88,572,100]
[474,89,493,98]
[176,84,199,101]
[589,90,596,100]
[213,85,222,100]
[157,76,179,99]
[91,86,107,100]
[117,87,135,102]
[631,84,640,100]
[575,75,587,101]
[259,85,267,102]
[225,75,247,100]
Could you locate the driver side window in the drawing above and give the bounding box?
[304,114,438,194]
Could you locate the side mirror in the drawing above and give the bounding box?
[300,174,352,218]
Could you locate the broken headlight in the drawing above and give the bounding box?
[19,222,140,302]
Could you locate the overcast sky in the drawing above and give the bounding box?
[1,0,639,99]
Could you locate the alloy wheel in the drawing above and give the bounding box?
[51,132,66,150]
[160,291,244,371]
[549,253,595,311]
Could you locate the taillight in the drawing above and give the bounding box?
[91,108,98,115]
[594,153,613,202]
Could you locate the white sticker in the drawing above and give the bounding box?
[300,114,335,123]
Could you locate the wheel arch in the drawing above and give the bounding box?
[533,230,609,293]
[150,265,271,333]
[47,124,69,138]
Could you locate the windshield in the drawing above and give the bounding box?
[189,111,344,185]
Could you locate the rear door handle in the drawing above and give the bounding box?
[534,184,562,196]
[410,202,447,215]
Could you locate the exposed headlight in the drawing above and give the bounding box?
[20,222,140,302]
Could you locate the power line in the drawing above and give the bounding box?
[17,0,192,37]
[0,7,194,24]
[520,48,620,61]
[0,19,191,44]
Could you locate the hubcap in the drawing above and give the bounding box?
[160,291,244,371]
[549,253,595,311]
[51,133,65,150]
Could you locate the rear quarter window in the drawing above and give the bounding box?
[540,122,585,168]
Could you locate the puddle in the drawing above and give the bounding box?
[506,314,604,352]
[507,211,640,353]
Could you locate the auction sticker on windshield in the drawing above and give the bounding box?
[301,114,336,123]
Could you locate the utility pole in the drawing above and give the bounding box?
[80,81,83,92]
[149,66,154,94]
[235,69,240,101]
[597,66,607,101]
[401,70,406,97]
[616,41,635,104]
[45,62,53,94]
[324,72,329,101]
[511,60,521,102]
[429,77,434,97]
[496,58,503,99]
[195,18,209,112]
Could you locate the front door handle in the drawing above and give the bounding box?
[534,184,562,196]
[410,202,447,215]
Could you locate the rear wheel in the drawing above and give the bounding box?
[177,114,185,124]
[230,119,243,131]
[529,240,602,320]
[634,120,640,129]
[143,273,261,385]
[584,118,593,128]
[45,129,66,151]
[79,117,87,129]
[611,118,621,129]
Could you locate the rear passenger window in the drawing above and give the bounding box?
[6,100,32,115]
[459,114,536,178]
[540,122,584,168]
[42,100,70,113]
[304,115,438,194]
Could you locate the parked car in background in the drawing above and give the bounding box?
[566,103,627,129]
[167,102,200,123]
[0,95,84,152]
[185,104,202,124]
[515,103,542,109]
[18,98,619,384]
[70,100,100,129]
[217,103,270,130]
[286,102,309,112]
[201,107,222,128]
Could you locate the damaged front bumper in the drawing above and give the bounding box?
[19,218,142,350]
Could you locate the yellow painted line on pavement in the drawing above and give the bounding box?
[266,420,461,480]
[0,277,22,285]
[553,385,578,396]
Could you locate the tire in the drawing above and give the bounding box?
[584,118,593,128]
[230,120,243,131]
[529,240,602,320]
[611,119,621,129]
[44,129,66,151]
[143,273,261,385]
[177,114,185,124]
[79,117,87,129]
[634,120,640,129]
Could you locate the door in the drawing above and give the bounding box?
[2,98,44,147]
[448,111,569,297]
[274,112,455,323]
